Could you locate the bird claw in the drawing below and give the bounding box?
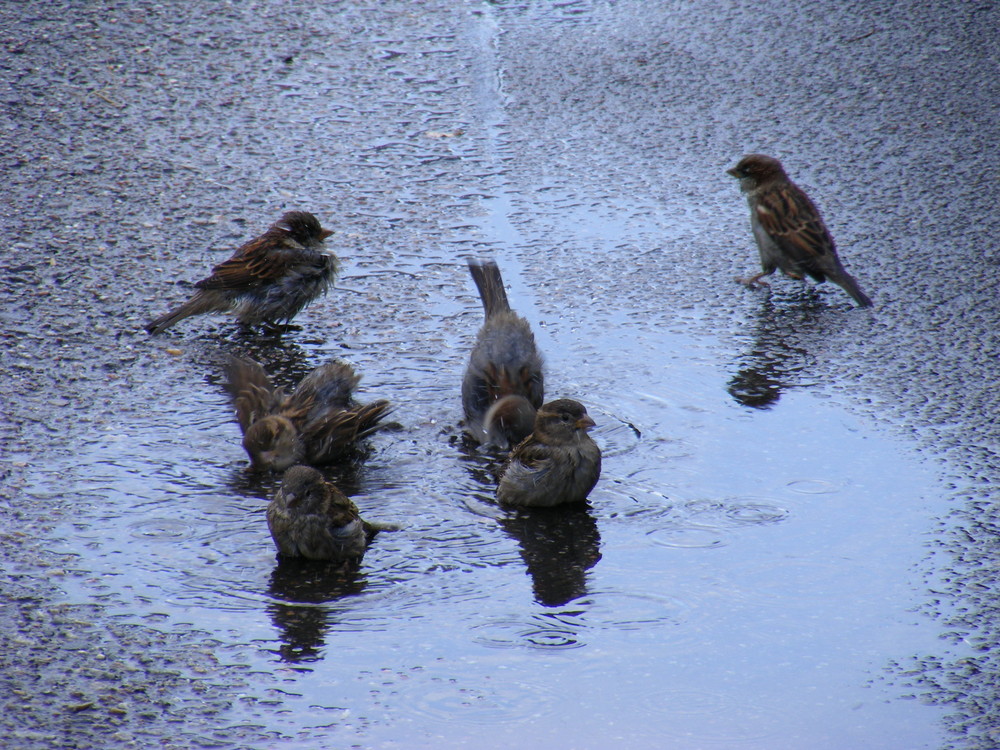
[259,322,302,335]
[736,275,770,290]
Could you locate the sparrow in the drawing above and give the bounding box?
[496,399,602,507]
[462,259,544,449]
[224,356,390,472]
[728,154,873,307]
[145,210,339,334]
[267,465,386,562]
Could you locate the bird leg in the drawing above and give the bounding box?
[259,321,302,335]
[736,271,773,289]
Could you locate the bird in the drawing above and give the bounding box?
[461,259,544,449]
[267,465,389,562]
[145,210,339,334]
[496,399,602,507]
[223,356,390,472]
[728,154,873,307]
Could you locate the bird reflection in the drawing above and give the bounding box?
[455,436,602,606]
[225,334,315,392]
[199,336,314,404]
[266,557,366,663]
[727,295,820,408]
[499,504,602,607]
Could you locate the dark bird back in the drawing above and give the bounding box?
[461,259,544,449]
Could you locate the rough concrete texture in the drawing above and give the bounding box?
[2,0,999,747]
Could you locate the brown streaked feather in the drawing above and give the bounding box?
[233,385,282,431]
[303,399,392,463]
[287,361,361,418]
[503,434,549,473]
[224,357,284,431]
[754,184,834,261]
[323,484,362,529]
[196,233,305,291]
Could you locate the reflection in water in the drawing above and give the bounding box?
[499,504,602,607]
[727,295,820,408]
[267,558,367,663]
[227,330,316,391]
[457,436,603,607]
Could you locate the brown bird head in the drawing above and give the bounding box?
[727,154,788,189]
[276,465,328,513]
[276,211,334,244]
[243,415,303,472]
[532,399,596,446]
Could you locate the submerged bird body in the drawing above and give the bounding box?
[224,357,390,472]
[267,465,367,561]
[728,154,872,307]
[146,211,338,334]
[497,399,602,507]
[462,259,544,449]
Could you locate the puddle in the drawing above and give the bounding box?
[5,0,998,747]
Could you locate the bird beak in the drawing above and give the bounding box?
[726,167,741,178]
[575,415,596,430]
[320,228,334,240]
[285,492,300,508]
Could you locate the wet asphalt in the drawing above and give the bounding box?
[2,0,1000,748]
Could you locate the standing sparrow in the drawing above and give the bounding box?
[462,259,544,449]
[267,465,371,562]
[728,154,873,307]
[224,356,390,472]
[145,210,339,334]
[496,399,602,507]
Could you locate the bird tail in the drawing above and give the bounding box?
[144,291,223,334]
[353,399,393,440]
[829,270,873,308]
[306,399,393,463]
[467,258,511,318]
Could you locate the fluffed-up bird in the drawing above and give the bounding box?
[224,356,390,472]
[462,259,544,449]
[268,465,393,562]
[496,399,602,507]
[146,210,339,334]
[728,154,872,307]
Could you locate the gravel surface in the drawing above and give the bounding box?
[2,0,999,748]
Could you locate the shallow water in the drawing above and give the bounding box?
[4,0,1000,747]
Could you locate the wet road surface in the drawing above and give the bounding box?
[2,0,999,747]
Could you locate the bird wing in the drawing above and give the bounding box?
[195,231,304,291]
[301,400,392,462]
[323,486,361,528]
[754,183,836,263]
[502,436,552,476]
[223,357,282,430]
[287,362,360,418]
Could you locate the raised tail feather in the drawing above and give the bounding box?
[467,259,511,319]
[307,399,392,463]
[353,399,393,440]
